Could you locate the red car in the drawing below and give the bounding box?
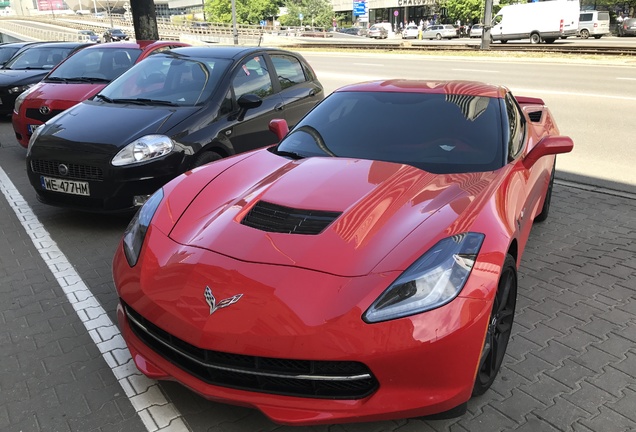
[113,80,573,425]
[12,40,189,148]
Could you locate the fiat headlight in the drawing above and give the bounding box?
[8,84,35,95]
[363,232,485,323]
[122,188,163,266]
[112,135,174,166]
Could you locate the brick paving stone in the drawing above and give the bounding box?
[562,381,616,416]
[536,340,580,367]
[534,396,592,430]
[490,388,548,423]
[588,366,634,398]
[518,373,572,404]
[580,406,636,432]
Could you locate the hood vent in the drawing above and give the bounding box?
[241,201,341,235]
[527,111,543,123]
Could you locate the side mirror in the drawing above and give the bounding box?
[269,119,289,141]
[524,135,574,168]
[235,94,262,121]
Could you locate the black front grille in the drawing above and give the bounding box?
[25,108,65,123]
[527,111,542,123]
[241,201,341,235]
[124,303,378,399]
[30,159,103,181]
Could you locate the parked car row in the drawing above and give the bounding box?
[5,34,576,428]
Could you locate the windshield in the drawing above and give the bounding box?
[5,46,74,70]
[275,91,505,174]
[0,47,20,64]
[47,48,141,82]
[97,55,232,107]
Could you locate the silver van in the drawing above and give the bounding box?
[578,10,610,39]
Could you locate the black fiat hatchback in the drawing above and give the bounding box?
[26,46,323,213]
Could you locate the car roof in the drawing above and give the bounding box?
[335,80,508,98]
[167,46,296,60]
[81,40,187,51]
[27,41,93,49]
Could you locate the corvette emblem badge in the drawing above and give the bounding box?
[204,286,243,315]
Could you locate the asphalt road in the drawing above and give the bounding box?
[1,51,636,432]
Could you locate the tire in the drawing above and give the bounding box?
[435,33,442,40]
[544,38,555,44]
[530,33,541,44]
[500,39,507,44]
[593,35,602,39]
[472,254,517,397]
[580,29,590,39]
[534,160,555,223]
[192,150,222,169]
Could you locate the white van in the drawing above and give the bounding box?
[491,0,580,44]
[577,10,610,39]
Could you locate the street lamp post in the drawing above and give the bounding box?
[231,0,238,45]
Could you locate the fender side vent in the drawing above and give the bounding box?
[242,201,341,235]
[528,111,543,123]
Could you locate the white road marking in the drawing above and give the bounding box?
[616,77,636,80]
[452,68,500,73]
[0,167,189,432]
[352,62,385,67]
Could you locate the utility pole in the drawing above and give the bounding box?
[231,0,238,45]
[480,0,493,50]
[130,0,160,40]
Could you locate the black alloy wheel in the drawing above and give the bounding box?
[192,150,222,168]
[472,254,517,397]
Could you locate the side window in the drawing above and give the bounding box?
[219,89,233,115]
[232,55,273,100]
[270,55,307,90]
[505,93,525,160]
[580,13,592,22]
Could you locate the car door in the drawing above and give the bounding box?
[267,53,323,129]
[221,53,284,154]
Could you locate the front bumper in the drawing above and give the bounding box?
[27,145,186,212]
[113,229,494,425]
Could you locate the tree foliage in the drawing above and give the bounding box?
[205,0,280,25]
[279,0,335,27]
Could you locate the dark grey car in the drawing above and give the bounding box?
[618,18,636,36]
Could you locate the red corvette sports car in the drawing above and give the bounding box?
[113,80,573,425]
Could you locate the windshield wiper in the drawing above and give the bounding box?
[69,77,111,83]
[274,149,306,160]
[94,94,114,103]
[45,77,71,83]
[110,98,178,106]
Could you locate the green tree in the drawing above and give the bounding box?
[280,0,334,27]
[440,0,484,24]
[206,0,280,25]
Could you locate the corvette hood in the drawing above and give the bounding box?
[29,82,106,104]
[169,151,498,277]
[42,101,199,153]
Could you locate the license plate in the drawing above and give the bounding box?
[28,124,42,134]
[40,176,90,196]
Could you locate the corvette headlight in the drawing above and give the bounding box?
[112,135,174,166]
[122,188,163,266]
[363,232,485,323]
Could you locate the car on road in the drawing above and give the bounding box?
[422,24,459,40]
[0,41,92,116]
[469,23,484,38]
[103,28,129,42]
[337,27,369,37]
[402,24,419,39]
[12,40,190,148]
[618,17,636,36]
[577,10,610,39]
[26,46,324,213]
[111,79,573,425]
[78,29,101,43]
[368,24,389,39]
